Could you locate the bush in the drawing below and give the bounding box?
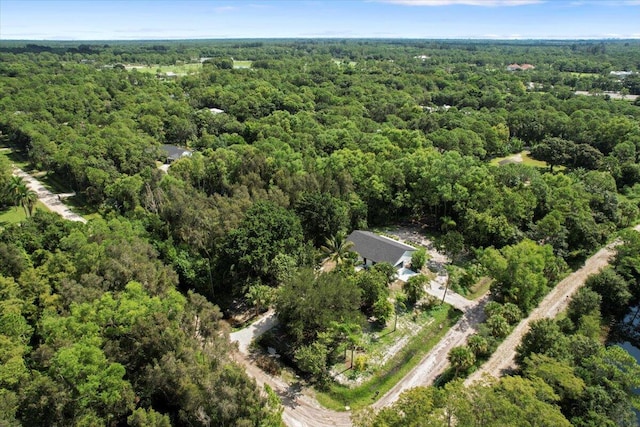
[256,354,282,376]
[353,354,368,372]
[373,297,394,324]
[411,248,427,272]
[404,275,428,305]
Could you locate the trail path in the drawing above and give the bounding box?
[466,236,628,385]
[12,167,87,223]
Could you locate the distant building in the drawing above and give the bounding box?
[507,63,535,71]
[610,70,634,78]
[160,144,193,163]
[208,107,225,114]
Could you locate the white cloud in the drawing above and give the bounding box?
[377,0,544,6]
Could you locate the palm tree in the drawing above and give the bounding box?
[7,176,27,206]
[21,189,38,217]
[245,284,275,316]
[448,345,475,378]
[321,231,355,266]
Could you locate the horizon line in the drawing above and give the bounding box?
[2,36,640,42]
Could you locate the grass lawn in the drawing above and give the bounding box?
[0,201,48,226]
[490,150,552,169]
[315,304,461,411]
[520,151,551,168]
[0,147,30,170]
[467,277,492,301]
[233,60,253,69]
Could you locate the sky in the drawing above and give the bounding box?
[1,0,640,40]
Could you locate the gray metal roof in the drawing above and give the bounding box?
[160,144,193,161]
[347,230,415,266]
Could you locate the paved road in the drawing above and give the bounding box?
[12,167,87,223]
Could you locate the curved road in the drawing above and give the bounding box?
[12,167,87,223]
[231,284,487,426]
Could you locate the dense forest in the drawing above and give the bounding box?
[1,39,640,426]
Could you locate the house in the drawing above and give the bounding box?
[610,70,634,79]
[347,230,415,269]
[208,107,225,114]
[507,63,535,71]
[160,144,193,163]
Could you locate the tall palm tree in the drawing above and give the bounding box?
[7,176,27,205]
[21,189,38,217]
[7,176,37,217]
[321,231,355,265]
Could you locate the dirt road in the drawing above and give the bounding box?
[465,241,620,385]
[230,313,351,427]
[232,305,490,426]
[233,230,636,425]
[12,167,87,223]
[373,296,488,409]
[231,280,485,426]
[230,310,279,354]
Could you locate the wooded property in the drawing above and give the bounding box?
[1,36,640,427]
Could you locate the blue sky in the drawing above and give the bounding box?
[1,0,639,40]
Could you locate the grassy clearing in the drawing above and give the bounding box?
[0,147,30,170]
[315,305,460,411]
[490,150,551,169]
[0,201,48,226]
[332,59,357,67]
[127,63,203,75]
[233,60,253,69]
[520,151,550,168]
[568,72,599,77]
[467,277,492,300]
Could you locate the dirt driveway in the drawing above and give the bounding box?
[12,167,87,223]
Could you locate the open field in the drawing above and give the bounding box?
[233,60,253,69]
[126,63,203,74]
[125,60,253,73]
[575,90,639,101]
